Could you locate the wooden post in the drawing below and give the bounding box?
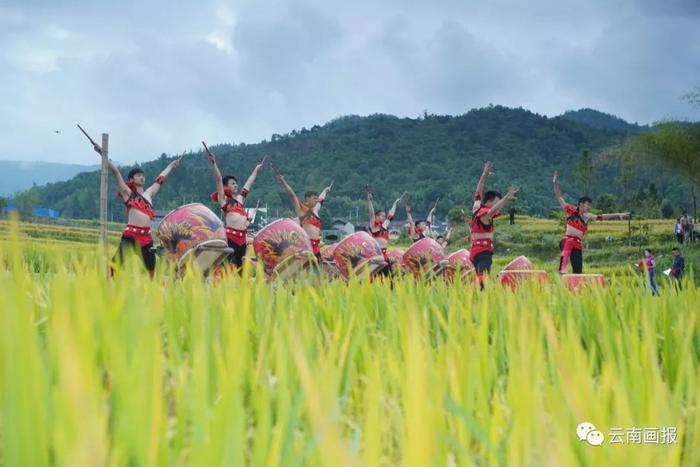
[628,212,632,247]
[100,133,109,271]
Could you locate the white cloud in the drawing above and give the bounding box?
[0,0,698,165]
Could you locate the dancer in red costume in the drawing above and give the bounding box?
[204,142,265,271]
[272,164,332,259]
[367,186,405,259]
[92,143,181,277]
[470,161,518,290]
[405,197,439,242]
[553,171,629,274]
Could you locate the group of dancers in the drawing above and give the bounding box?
[90,142,630,284]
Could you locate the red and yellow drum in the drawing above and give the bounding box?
[386,248,406,275]
[320,243,339,277]
[253,218,314,280]
[444,249,474,283]
[332,231,387,280]
[402,238,447,278]
[157,203,231,275]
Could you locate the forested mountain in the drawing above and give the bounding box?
[558,108,642,132]
[28,106,690,222]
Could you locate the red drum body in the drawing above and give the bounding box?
[253,218,314,280]
[332,231,387,280]
[503,255,533,271]
[402,238,447,278]
[157,203,230,275]
[386,249,406,275]
[498,270,549,289]
[444,249,474,283]
[562,274,607,291]
[320,243,339,277]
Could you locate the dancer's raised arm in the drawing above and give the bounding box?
[146,157,181,197]
[93,143,130,197]
[206,147,226,207]
[426,197,439,225]
[474,161,493,200]
[481,186,518,224]
[552,171,567,210]
[236,156,266,203]
[272,164,304,217]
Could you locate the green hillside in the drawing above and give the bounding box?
[29,106,690,222]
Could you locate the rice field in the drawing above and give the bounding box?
[1,218,699,466]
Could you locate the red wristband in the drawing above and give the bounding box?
[155,175,166,185]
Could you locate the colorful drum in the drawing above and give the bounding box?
[386,248,406,275]
[498,270,548,289]
[402,238,447,278]
[320,243,339,277]
[253,218,314,280]
[444,249,474,283]
[561,274,607,291]
[503,255,533,271]
[157,203,231,275]
[332,231,387,280]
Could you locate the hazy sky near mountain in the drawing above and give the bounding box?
[1,0,699,164]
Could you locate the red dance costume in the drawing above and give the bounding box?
[300,202,323,256]
[470,193,501,287]
[118,181,156,245]
[211,188,250,247]
[371,215,393,259]
[559,203,601,273]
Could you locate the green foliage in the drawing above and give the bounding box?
[661,202,675,219]
[573,149,593,194]
[30,106,689,222]
[447,205,468,225]
[1,219,700,466]
[12,189,39,219]
[596,193,617,213]
[559,108,641,131]
[638,122,700,185]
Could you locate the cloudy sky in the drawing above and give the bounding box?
[1,0,699,164]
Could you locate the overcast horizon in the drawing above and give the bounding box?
[2,0,699,165]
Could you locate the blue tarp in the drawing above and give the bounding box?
[3,204,60,218]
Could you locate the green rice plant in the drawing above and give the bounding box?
[0,219,699,466]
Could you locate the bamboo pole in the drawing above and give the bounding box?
[100,133,109,273]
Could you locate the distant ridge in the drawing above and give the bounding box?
[0,160,100,196]
[557,108,641,132]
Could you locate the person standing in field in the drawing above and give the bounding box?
[405,197,439,242]
[670,247,685,291]
[688,217,696,243]
[508,206,516,225]
[272,164,332,260]
[470,161,519,290]
[367,187,405,260]
[674,218,684,244]
[205,144,265,271]
[92,143,181,277]
[552,171,630,274]
[642,248,658,296]
[680,213,691,243]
